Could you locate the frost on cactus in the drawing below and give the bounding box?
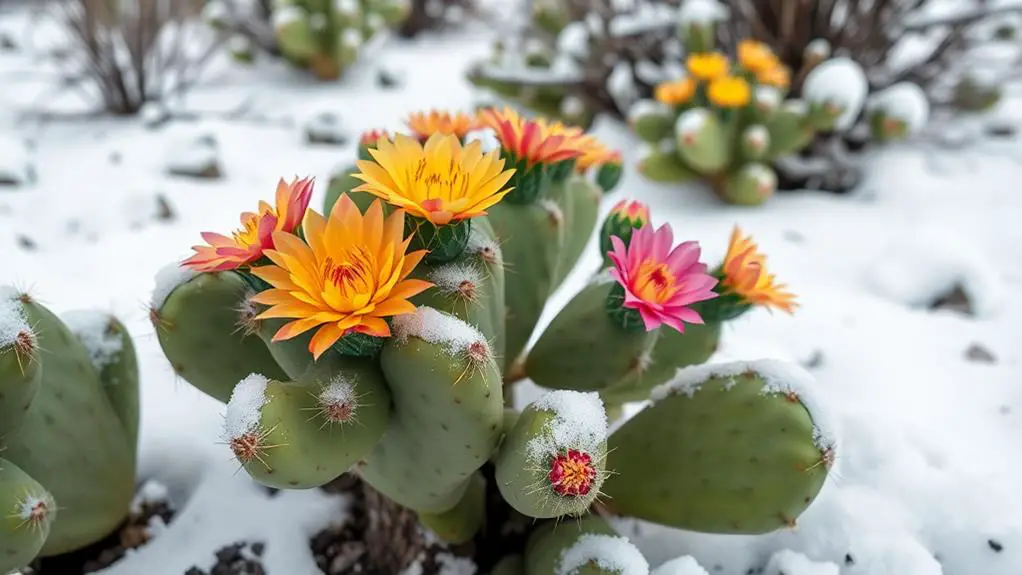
[651,556,710,575]
[558,534,650,575]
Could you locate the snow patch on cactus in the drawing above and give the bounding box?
[151,260,199,310]
[0,288,29,349]
[558,533,650,575]
[866,226,1002,317]
[675,108,709,139]
[678,0,728,25]
[745,125,769,147]
[628,99,670,124]
[782,99,809,116]
[318,376,358,422]
[272,5,304,29]
[764,549,839,575]
[341,28,363,49]
[391,306,489,358]
[868,83,930,133]
[755,86,782,110]
[16,492,53,522]
[651,359,837,452]
[651,555,708,575]
[557,22,590,59]
[335,0,360,16]
[805,39,832,60]
[201,0,229,23]
[62,310,123,370]
[428,261,484,298]
[802,58,868,131]
[222,373,270,441]
[526,390,607,461]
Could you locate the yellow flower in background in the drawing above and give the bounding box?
[405,109,480,140]
[251,196,433,359]
[720,226,798,313]
[757,64,791,90]
[686,52,730,81]
[707,76,752,108]
[737,39,776,74]
[352,132,515,226]
[654,77,697,106]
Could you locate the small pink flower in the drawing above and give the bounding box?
[607,223,719,332]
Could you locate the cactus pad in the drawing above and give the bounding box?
[524,514,649,575]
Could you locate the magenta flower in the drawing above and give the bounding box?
[607,223,719,332]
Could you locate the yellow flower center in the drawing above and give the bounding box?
[708,76,752,108]
[687,52,730,81]
[634,260,677,303]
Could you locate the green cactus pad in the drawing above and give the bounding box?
[0,291,41,438]
[256,316,319,381]
[417,471,487,544]
[553,175,602,290]
[275,16,318,62]
[764,103,814,159]
[596,162,622,193]
[603,359,836,534]
[323,168,378,215]
[492,554,526,575]
[487,200,565,371]
[637,149,699,183]
[223,356,390,489]
[407,217,472,264]
[675,108,729,174]
[62,310,141,462]
[600,321,721,406]
[155,270,288,403]
[495,390,608,519]
[628,100,674,144]
[719,163,777,206]
[0,458,54,573]
[524,514,649,575]
[1,297,135,556]
[526,280,658,392]
[360,307,504,513]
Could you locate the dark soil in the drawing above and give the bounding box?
[27,487,175,574]
[184,542,267,575]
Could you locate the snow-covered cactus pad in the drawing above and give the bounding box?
[153,108,833,569]
[0,288,139,572]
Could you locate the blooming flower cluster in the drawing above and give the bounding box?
[654,40,791,110]
[180,107,796,358]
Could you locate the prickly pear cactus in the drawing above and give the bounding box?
[153,106,837,572]
[0,289,139,572]
[205,0,411,80]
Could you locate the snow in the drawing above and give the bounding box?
[0,135,32,186]
[868,82,931,133]
[1,5,1021,573]
[0,288,29,349]
[164,133,221,176]
[223,373,270,442]
[271,5,304,29]
[763,550,839,575]
[559,533,650,575]
[755,86,782,110]
[391,305,489,358]
[557,22,590,59]
[677,0,728,25]
[319,376,358,412]
[526,390,607,460]
[675,108,709,137]
[802,58,869,131]
[805,39,832,60]
[428,261,484,297]
[130,479,171,514]
[650,358,837,452]
[651,555,708,575]
[628,100,670,124]
[62,309,124,370]
[151,260,200,310]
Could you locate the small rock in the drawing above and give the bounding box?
[802,350,824,369]
[988,539,1004,553]
[0,32,16,51]
[984,120,1017,138]
[16,235,36,251]
[783,230,805,243]
[929,284,973,315]
[377,67,402,88]
[155,194,176,222]
[140,102,172,129]
[165,134,223,179]
[304,111,348,146]
[109,151,122,165]
[964,343,996,364]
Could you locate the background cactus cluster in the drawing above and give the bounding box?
[0,291,140,573]
[203,0,411,80]
[142,106,838,572]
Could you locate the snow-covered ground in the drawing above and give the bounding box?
[2,3,1021,574]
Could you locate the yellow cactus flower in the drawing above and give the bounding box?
[654,77,697,106]
[686,52,730,81]
[707,76,752,108]
[720,226,798,313]
[405,109,480,140]
[757,64,791,90]
[352,132,515,226]
[737,39,776,74]
[250,196,433,359]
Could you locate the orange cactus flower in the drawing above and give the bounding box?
[351,132,515,226]
[655,77,697,106]
[720,226,798,313]
[360,129,391,147]
[250,196,433,359]
[405,109,480,140]
[476,107,585,167]
[757,64,791,89]
[182,177,314,272]
[575,136,620,172]
[737,39,776,73]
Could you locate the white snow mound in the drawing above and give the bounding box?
[559,533,650,575]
